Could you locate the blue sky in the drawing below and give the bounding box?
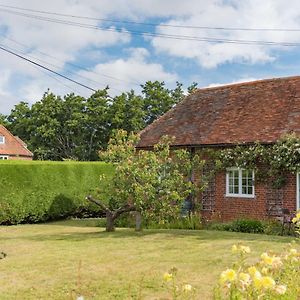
[1,0,300,114]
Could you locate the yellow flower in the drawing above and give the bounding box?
[254,276,275,290]
[220,269,237,283]
[163,272,173,282]
[232,245,238,253]
[290,248,298,255]
[292,217,298,223]
[231,244,251,254]
[261,252,275,265]
[248,266,261,279]
[275,285,287,295]
[240,246,251,254]
[239,272,251,286]
[182,284,193,292]
[261,276,275,289]
[254,276,262,289]
[296,212,300,219]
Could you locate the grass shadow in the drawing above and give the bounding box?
[0,226,294,244]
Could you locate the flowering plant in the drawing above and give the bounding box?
[215,243,300,299]
[292,211,300,236]
[163,267,196,300]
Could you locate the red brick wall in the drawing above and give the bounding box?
[201,171,297,222]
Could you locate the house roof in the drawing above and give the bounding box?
[0,125,33,157]
[137,76,300,148]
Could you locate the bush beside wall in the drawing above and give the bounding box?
[0,161,114,224]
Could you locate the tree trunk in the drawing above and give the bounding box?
[106,211,115,232]
[135,211,142,231]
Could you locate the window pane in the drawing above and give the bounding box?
[241,170,254,195]
[228,170,239,195]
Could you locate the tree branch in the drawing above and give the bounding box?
[86,195,109,212]
[114,204,136,219]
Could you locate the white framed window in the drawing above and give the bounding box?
[226,168,255,198]
[0,155,8,160]
[0,135,5,144]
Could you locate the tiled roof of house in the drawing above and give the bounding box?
[0,125,33,157]
[137,76,300,148]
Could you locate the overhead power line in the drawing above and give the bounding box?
[1,3,300,32]
[0,44,97,92]
[0,8,300,47]
[4,37,140,87]
[2,38,125,93]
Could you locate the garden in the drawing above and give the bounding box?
[1,132,300,299]
[0,219,298,299]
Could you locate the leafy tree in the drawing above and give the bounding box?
[5,81,198,161]
[0,114,9,127]
[187,82,198,94]
[6,101,31,139]
[87,130,205,232]
[109,90,145,133]
[142,81,185,125]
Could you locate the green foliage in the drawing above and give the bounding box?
[146,213,203,230]
[216,134,300,188]
[3,81,197,161]
[208,219,265,234]
[97,130,206,225]
[0,161,114,224]
[141,81,185,125]
[229,219,265,233]
[90,130,207,231]
[0,113,9,127]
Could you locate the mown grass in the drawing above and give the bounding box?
[0,220,295,299]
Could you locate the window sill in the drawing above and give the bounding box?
[225,194,255,199]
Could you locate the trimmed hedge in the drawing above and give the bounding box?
[0,161,114,224]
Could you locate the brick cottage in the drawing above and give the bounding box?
[0,125,33,160]
[137,76,300,221]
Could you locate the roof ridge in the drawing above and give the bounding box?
[195,75,300,94]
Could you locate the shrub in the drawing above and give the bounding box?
[145,213,203,230]
[229,219,265,233]
[208,219,265,234]
[0,161,114,224]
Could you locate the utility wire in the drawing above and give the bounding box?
[1,40,110,90]
[1,8,300,47]
[0,44,97,92]
[4,36,140,86]
[30,63,82,95]
[1,3,300,32]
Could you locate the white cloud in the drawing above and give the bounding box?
[78,47,178,94]
[1,0,300,113]
[150,0,300,68]
[205,77,259,89]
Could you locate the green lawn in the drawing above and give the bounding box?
[0,220,295,299]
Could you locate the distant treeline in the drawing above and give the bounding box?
[0,81,197,160]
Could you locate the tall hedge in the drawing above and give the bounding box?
[0,161,114,224]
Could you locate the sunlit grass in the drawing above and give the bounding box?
[0,219,294,299]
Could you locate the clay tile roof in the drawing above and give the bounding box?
[0,125,33,157]
[137,76,300,148]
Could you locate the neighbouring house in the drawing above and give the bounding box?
[0,125,33,160]
[137,76,300,222]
